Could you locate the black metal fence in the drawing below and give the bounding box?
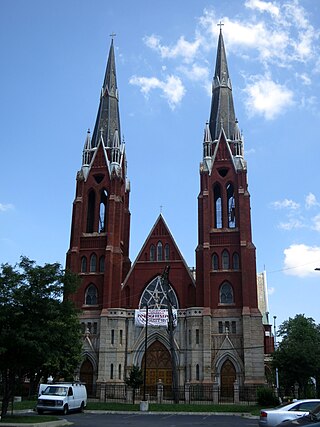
[97,383,265,405]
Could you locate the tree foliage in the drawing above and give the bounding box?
[0,257,83,417]
[273,314,320,398]
[125,365,144,404]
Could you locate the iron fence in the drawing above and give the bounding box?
[97,383,268,405]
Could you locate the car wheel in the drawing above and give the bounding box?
[37,409,43,415]
[62,404,69,415]
[80,402,85,412]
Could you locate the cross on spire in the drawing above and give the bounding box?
[110,32,116,40]
[217,21,224,32]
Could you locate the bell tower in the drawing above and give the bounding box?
[66,39,131,311]
[196,28,265,384]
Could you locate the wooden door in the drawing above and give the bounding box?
[80,358,94,396]
[142,340,172,386]
[220,360,236,399]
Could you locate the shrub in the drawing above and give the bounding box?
[257,387,279,407]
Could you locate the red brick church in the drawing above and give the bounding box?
[66,29,273,398]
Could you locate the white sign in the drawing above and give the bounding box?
[135,309,177,327]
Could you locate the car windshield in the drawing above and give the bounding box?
[43,386,68,396]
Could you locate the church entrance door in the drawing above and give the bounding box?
[80,358,94,396]
[220,360,236,401]
[142,340,172,386]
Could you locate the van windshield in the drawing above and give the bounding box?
[43,386,68,396]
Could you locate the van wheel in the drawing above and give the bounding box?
[37,409,43,415]
[80,402,85,412]
[62,404,69,415]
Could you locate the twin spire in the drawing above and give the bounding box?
[81,29,243,178]
[81,38,124,178]
[204,27,244,170]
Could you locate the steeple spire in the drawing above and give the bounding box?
[209,27,236,141]
[91,38,121,151]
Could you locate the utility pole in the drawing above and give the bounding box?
[143,303,149,402]
[161,265,179,403]
[273,315,280,400]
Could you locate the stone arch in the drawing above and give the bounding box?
[141,339,172,386]
[80,352,98,397]
[220,359,236,399]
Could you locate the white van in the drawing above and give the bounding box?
[37,382,87,415]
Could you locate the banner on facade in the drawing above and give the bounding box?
[134,308,177,327]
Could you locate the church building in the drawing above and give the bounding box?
[66,29,272,399]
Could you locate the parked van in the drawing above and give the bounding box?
[37,382,87,415]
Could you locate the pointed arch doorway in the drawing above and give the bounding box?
[141,340,172,386]
[80,358,94,396]
[220,360,236,401]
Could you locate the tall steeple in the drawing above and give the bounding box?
[91,38,121,151]
[208,28,236,141]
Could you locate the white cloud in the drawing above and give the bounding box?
[245,75,294,120]
[245,0,280,17]
[312,214,320,232]
[278,219,304,231]
[178,63,209,82]
[283,244,320,277]
[271,199,300,210]
[298,73,312,86]
[143,34,201,64]
[0,203,14,212]
[129,74,185,110]
[268,286,275,295]
[305,193,319,209]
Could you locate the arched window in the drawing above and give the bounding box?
[90,253,97,272]
[227,183,236,228]
[99,256,105,272]
[86,190,95,233]
[220,282,234,304]
[222,250,230,270]
[196,364,200,381]
[81,256,87,272]
[212,253,219,270]
[164,244,170,261]
[85,284,98,305]
[233,252,240,270]
[214,184,223,228]
[150,245,155,261]
[139,275,179,309]
[157,241,163,261]
[99,189,108,233]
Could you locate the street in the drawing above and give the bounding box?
[66,412,259,427]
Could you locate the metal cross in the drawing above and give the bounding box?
[217,21,224,31]
[110,32,116,40]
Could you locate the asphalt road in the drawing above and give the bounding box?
[66,412,259,427]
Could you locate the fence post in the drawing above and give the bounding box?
[294,382,299,399]
[184,381,190,404]
[213,380,219,404]
[234,380,239,404]
[157,380,163,404]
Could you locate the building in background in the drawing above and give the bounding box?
[66,30,273,399]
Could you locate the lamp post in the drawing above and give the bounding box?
[143,303,148,402]
[273,316,280,399]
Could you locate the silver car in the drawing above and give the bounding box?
[259,399,320,427]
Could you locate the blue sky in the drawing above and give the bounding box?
[1,0,320,329]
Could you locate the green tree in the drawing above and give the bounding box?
[125,365,143,404]
[273,314,320,398]
[0,257,83,417]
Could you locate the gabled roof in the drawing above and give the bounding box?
[122,214,195,287]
